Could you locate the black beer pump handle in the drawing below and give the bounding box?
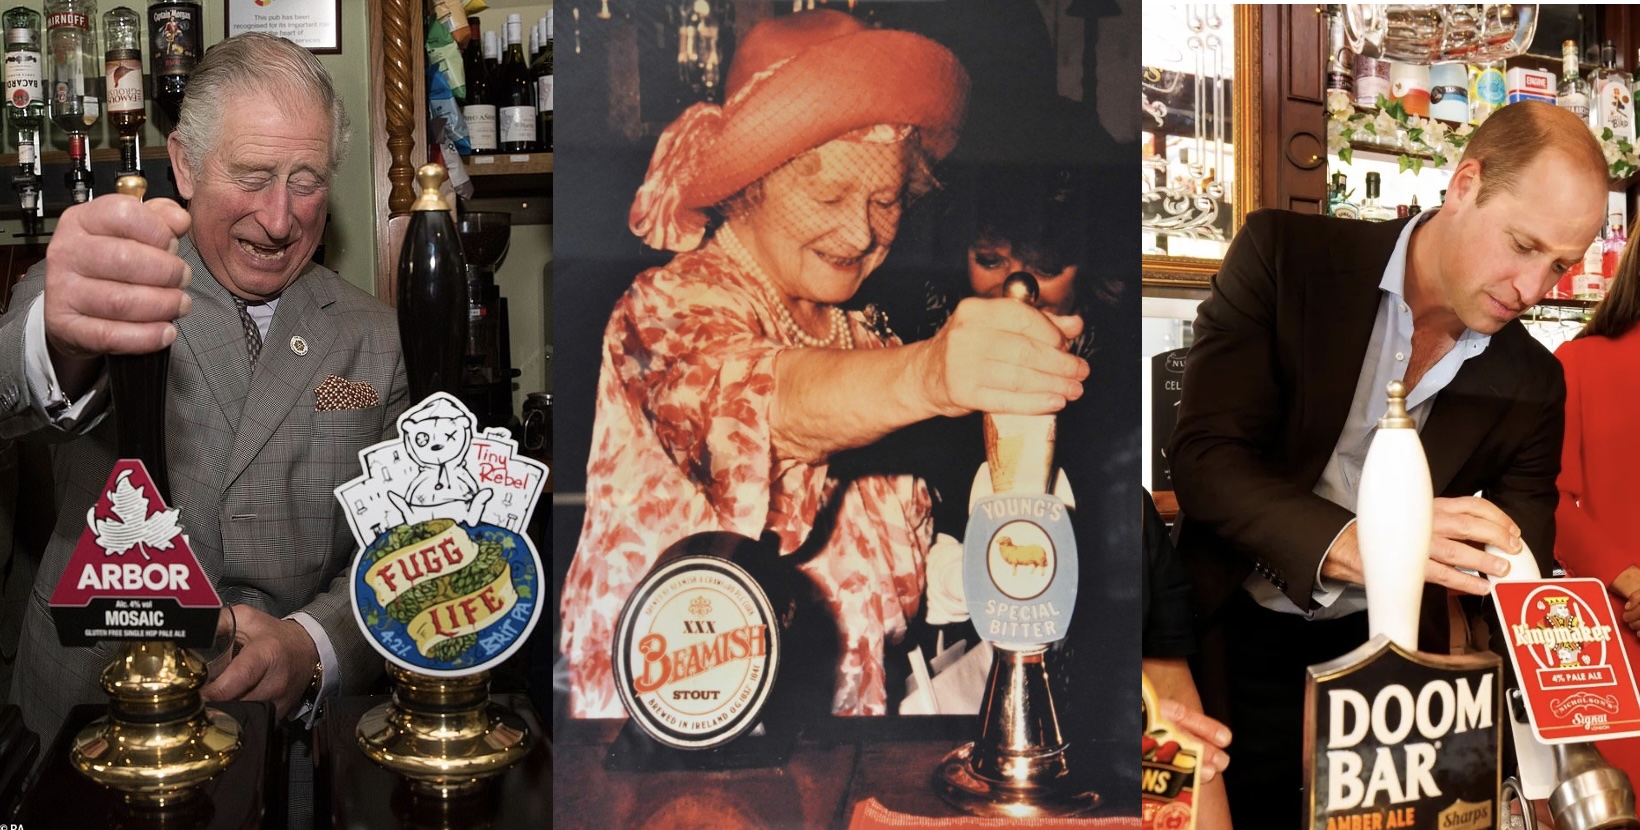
[106,172,173,500]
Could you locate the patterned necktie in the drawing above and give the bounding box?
[234,297,263,364]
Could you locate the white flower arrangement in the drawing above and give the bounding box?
[1325,89,1639,179]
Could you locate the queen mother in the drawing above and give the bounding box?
[559,10,1089,718]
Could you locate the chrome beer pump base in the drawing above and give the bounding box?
[1550,742,1640,830]
[70,640,242,806]
[356,665,531,797]
[935,645,1100,818]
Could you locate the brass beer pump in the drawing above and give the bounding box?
[935,272,1099,817]
[353,163,532,796]
[69,173,242,805]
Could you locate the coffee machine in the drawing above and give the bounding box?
[456,210,518,427]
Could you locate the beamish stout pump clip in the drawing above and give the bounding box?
[1303,382,1504,830]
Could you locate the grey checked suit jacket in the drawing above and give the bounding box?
[0,236,408,742]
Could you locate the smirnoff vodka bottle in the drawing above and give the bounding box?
[47,0,100,203]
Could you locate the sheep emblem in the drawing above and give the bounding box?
[995,536,1049,576]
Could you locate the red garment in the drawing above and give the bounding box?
[559,239,932,719]
[1555,331,1640,779]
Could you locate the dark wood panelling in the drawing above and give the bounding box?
[1261,5,1329,215]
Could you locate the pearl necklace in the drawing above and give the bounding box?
[718,223,854,349]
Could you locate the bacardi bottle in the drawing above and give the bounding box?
[4,6,44,235]
[47,0,100,204]
[498,14,536,153]
[103,5,142,174]
[146,1,197,132]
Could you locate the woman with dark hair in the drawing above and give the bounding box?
[559,11,1089,719]
[905,167,1104,361]
[1553,221,1640,784]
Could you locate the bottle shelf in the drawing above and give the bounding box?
[465,152,551,177]
[0,146,171,168]
[1342,143,1636,193]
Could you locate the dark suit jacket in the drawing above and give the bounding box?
[0,237,409,741]
[1168,209,1565,623]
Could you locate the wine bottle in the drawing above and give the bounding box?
[533,11,551,153]
[497,13,536,153]
[4,5,44,234]
[47,0,100,204]
[103,4,142,173]
[397,164,469,401]
[146,0,198,131]
[462,16,495,153]
[483,29,499,80]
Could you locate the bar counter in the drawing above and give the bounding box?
[554,715,1141,829]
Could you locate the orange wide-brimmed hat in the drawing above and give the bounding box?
[629,10,970,252]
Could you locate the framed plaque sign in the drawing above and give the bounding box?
[226,0,341,53]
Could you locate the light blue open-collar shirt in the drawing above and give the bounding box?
[1245,211,1493,619]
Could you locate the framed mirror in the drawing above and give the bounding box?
[1141,3,1262,287]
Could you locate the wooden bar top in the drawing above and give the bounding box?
[555,716,1136,829]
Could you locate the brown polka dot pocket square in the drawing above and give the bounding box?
[314,374,381,411]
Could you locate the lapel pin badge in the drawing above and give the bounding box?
[290,336,308,356]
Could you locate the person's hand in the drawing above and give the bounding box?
[200,604,318,719]
[917,296,1088,418]
[1612,567,1640,636]
[42,194,192,366]
[1320,497,1520,596]
[1623,593,1640,635]
[1158,698,1232,784]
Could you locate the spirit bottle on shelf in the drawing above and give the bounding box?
[1469,60,1505,125]
[1575,228,1606,301]
[4,5,44,235]
[1429,62,1469,123]
[1359,172,1395,222]
[146,1,198,132]
[1325,5,1352,97]
[1633,48,1640,107]
[533,11,551,152]
[1353,53,1388,109]
[1593,40,1634,140]
[1603,213,1627,282]
[47,0,100,205]
[1407,195,1421,217]
[1328,172,1360,220]
[461,16,495,153]
[103,4,141,174]
[498,13,536,153]
[1558,39,1591,124]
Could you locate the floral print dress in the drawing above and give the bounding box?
[560,238,933,718]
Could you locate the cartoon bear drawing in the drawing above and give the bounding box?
[387,396,493,527]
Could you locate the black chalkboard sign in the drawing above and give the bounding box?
[1150,347,1188,492]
